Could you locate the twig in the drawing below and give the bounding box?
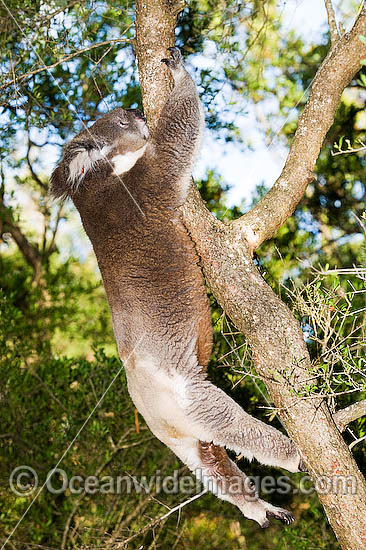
[106,456,181,545]
[331,143,366,156]
[9,51,18,100]
[350,210,366,233]
[28,367,67,411]
[41,0,81,24]
[26,138,47,190]
[46,203,63,257]
[61,434,154,549]
[92,45,113,69]
[117,490,207,547]
[324,0,340,47]
[349,435,366,450]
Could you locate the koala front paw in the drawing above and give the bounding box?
[283,447,307,473]
[161,46,183,71]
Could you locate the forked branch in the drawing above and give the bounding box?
[135,4,366,547]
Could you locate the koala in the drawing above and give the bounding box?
[51,47,304,528]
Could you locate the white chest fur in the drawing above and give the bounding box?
[112,144,147,175]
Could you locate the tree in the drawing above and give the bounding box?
[134,1,366,549]
[1,1,365,549]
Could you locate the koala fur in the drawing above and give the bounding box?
[51,47,303,528]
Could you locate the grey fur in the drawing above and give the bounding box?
[50,47,302,528]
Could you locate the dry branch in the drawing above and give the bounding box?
[117,490,207,547]
[61,434,154,549]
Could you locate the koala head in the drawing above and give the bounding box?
[50,108,149,199]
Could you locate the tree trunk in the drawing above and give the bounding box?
[134,2,366,548]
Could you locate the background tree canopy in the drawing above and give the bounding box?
[0,0,365,548]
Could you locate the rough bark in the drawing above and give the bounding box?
[134,0,177,131]
[182,186,366,549]
[134,4,366,549]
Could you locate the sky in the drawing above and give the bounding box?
[194,0,331,207]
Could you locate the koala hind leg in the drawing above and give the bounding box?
[184,378,303,473]
[174,439,294,528]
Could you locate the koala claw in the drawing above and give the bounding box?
[167,46,181,55]
[161,46,183,70]
[267,508,295,525]
[298,459,307,472]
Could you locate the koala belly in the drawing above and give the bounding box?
[125,357,200,447]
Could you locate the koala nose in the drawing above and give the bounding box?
[127,108,146,122]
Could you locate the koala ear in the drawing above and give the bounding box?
[66,137,109,188]
[50,136,111,199]
[49,161,69,200]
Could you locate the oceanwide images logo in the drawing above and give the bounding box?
[9,465,358,498]
[10,466,39,497]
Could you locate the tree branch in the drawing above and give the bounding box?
[135,4,366,548]
[234,6,366,251]
[46,203,63,258]
[332,141,366,155]
[0,37,132,92]
[26,138,48,191]
[334,400,366,432]
[325,0,340,47]
[0,193,43,281]
[3,219,43,280]
[135,0,176,132]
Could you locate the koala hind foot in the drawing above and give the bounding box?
[263,505,295,528]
